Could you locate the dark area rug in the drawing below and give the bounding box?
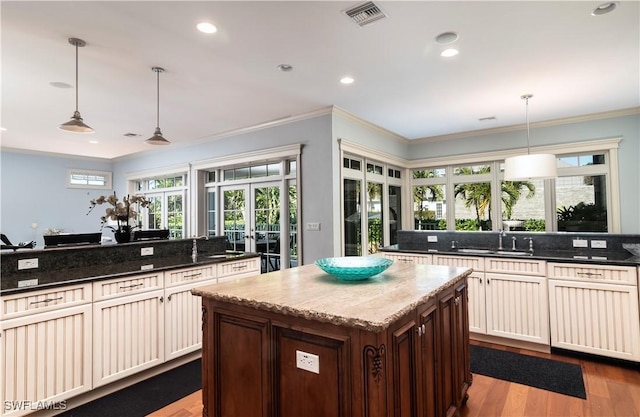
[59,359,202,417]
[470,345,586,399]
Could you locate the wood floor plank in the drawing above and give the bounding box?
[500,383,528,416]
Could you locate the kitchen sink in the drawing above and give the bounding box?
[457,248,493,254]
[494,251,530,256]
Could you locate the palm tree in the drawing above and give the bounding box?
[453,166,535,227]
[413,170,444,221]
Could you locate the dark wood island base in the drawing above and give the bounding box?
[194,262,472,417]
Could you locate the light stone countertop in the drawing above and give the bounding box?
[192,262,472,332]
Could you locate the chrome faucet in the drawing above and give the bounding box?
[523,237,534,253]
[192,235,209,260]
[511,236,517,251]
[498,229,506,250]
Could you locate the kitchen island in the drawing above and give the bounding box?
[192,261,472,417]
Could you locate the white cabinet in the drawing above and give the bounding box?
[433,255,485,334]
[217,257,261,283]
[548,262,640,361]
[381,252,433,265]
[164,265,217,361]
[1,284,92,417]
[92,272,165,387]
[434,255,549,346]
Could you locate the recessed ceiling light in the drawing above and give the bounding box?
[479,116,496,122]
[197,22,217,34]
[277,64,293,72]
[340,76,354,85]
[50,81,73,89]
[435,31,459,45]
[0,127,7,131]
[440,48,459,58]
[89,139,99,144]
[592,2,618,15]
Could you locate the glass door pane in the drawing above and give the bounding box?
[288,184,298,268]
[344,179,362,256]
[146,195,163,230]
[166,192,184,239]
[367,182,383,254]
[389,185,402,245]
[223,187,248,252]
[253,183,281,272]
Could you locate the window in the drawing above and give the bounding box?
[136,174,187,239]
[67,169,112,189]
[409,140,619,233]
[341,144,405,255]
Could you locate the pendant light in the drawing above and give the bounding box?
[58,38,94,133]
[503,94,557,181]
[145,67,170,145]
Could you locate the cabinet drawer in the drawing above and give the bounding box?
[433,255,484,271]
[217,257,260,282]
[165,265,216,287]
[485,258,546,276]
[548,262,637,285]
[1,283,92,320]
[382,253,433,264]
[93,272,164,301]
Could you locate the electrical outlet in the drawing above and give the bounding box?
[141,247,154,256]
[427,235,438,242]
[296,350,319,374]
[18,279,38,287]
[306,222,321,231]
[18,258,39,270]
[591,240,607,249]
[141,264,154,271]
[572,239,588,248]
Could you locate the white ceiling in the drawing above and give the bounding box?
[1,1,639,159]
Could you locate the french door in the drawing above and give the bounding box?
[222,182,286,272]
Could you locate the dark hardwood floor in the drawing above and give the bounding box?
[148,340,640,417]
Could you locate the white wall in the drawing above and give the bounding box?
[0,151,113,247]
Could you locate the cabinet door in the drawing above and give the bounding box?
[453,282,471,407]
[417,300,438,417]
[437,287,458,417]
[548,279,640,361]
[165,279,216,361]
[93,290,165,387]
[1,305,92,417]
[388,315,419,417]
[485,273,549,344]
[466,272,486,335]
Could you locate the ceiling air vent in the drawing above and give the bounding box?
[344,2,387,27]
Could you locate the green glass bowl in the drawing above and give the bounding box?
[314,256,393,281]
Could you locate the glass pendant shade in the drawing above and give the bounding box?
[146,67,170,145]
[503,153,557,181]
[58,38,94,134]
[503,94,556,181]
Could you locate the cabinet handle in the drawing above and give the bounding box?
[168,295,172,301]
[30,296,63,305]
[454,296,460,306]
[421,324,426,334]
[479,278,482,284]
[416,326,422,336]
[159,296,164,303]
[183,273,202,279]
[398,258,413,263]
[576,272,603,277]
[119,283,144,290]
[232,265,247,270]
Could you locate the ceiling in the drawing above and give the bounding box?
[1,1,639,160]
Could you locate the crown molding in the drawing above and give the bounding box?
[0,146,113,162]
[412,106,640,144]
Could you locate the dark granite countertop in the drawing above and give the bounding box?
[1,249,260,296]
[381,245,640,266]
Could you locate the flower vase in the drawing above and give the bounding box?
[114,226,131,243]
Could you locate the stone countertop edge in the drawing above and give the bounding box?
[380,246,640,266]
[192,263,472,333]
[0,252,261,296]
